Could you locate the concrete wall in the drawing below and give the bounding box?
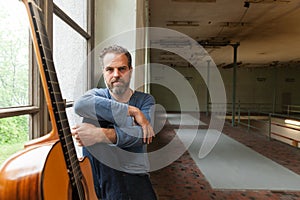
[94,0,147,91]
[151,65,300,113]
[94,1,300,114]
[224,67,300,113]
[94,0,136,88]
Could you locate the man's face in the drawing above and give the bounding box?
[102,53,132,95]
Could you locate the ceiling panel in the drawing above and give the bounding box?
[149,0,300,68]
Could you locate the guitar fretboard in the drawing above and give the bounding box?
[26,0,83,192]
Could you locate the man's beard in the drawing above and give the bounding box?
[105,79,130,95]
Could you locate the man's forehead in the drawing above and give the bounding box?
[103,53,126,62]
[103,53,127,67]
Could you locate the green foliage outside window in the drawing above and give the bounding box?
[0,116,29,145]
[0,1,29,165]
[0,1,29,108]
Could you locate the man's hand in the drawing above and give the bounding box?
[128,106,155,144]
[71,123,101,147]
[71,123,116,146]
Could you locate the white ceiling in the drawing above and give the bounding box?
[149,0,300,68]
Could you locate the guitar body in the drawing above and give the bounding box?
[0,1,98,199]
[43,141,97,200]
[0,140,97,200]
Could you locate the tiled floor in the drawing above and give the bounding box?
[149,113,300,200]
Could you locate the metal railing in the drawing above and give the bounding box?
[284,104,300,116]
[208,102,300,146]
[268,113,300,146]
[237,109,269,134]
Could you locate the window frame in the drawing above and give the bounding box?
[0,0,94,140]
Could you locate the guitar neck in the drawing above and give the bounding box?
[22,0,83,189]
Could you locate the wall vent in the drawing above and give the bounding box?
[285,78,295,83]
[257,77,267,82]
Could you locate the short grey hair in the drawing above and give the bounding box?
[99,45,132,69]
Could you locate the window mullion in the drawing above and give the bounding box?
[87,0,95,89]
[0,106,39,119]
[53,3,90,40]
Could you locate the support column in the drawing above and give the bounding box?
[231,43,240,126]
[206,60,211,116]
[272,67,277,113]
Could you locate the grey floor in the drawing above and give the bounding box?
[169,114,300,191]
[167,113,206,126]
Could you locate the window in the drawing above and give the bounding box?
[0,1,31,165]
[0,0,93,165]
[53,15,87,105]
[53,0,87,31]
[53,0,93,128]
[0,2,29,108]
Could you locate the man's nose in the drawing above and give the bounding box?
[113,69,120,77]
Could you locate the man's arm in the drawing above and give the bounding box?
[113,93,155,147]
[74,89,155,147]
[74,88,129,127]
[127,96,155,143]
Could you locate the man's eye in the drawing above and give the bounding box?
[119,67,126,71]
[105,68,113,72]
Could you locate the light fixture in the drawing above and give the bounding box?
[172,0,216,2]
[285,119,300,126]
[166,21,199,27]
[198,39,231,47]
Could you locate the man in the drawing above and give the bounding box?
[72,45,157,200]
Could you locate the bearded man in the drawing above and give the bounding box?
[72,45,157,200]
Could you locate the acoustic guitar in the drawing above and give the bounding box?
[0,0,97,199]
